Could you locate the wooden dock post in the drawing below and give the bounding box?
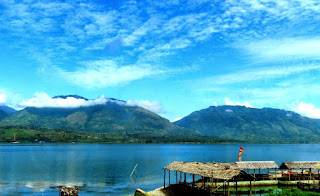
[236,180,238,195]
[202,176,205,189]
[169,170,171,185]
[289,172,291,181]
[176,171,178,184]
[164,169,166,188]
[192,174,195,188]
[184,173,186,184]
[227,181,230,196]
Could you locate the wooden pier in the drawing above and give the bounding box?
[160,161,320,195]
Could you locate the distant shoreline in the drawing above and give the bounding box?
[1,127,319,144]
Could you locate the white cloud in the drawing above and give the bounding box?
[224,97,253,108]
[159,38,192,50]
[243,38,320,61]
[291,101,320,119]
[200,64,320,86]
[212,101,218,106]
[57,60,167,88]
[0,94,7,105]
[126,100,162,113]
[172,117,182,122]
[19,92,107,108]
[17,92,163,113]
[56,59,195,88]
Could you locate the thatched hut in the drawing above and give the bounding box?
[163,161,254,190]
[164,161,243,180]
[232,161,279,180]
[279,161,319,181]
[314,162,320,170]
[234,161,278,170]
[280,161,318,170]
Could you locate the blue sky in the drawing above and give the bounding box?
[1,0,320,121]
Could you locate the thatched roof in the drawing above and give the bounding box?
[163,161,251,180]
[313,162,320,170]
[280,161,318,169]
[234,161,279,169]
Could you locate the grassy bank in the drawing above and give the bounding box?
[268,188,320,196]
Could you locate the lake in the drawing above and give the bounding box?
[0,143,320,195]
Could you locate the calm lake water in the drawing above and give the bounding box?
[0,143,320,195]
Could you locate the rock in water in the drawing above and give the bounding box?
[60,186,79,196]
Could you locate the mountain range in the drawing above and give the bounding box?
[1,96,320,143]
[0,105,17,120]
[174,105,320,142]
[0,96,203,142]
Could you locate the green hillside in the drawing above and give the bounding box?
[0,110,7,121]
[0,101,205,142]
[174,106,320,142]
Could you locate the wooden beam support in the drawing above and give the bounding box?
[236,180,238,195]
[202,176,205,189]
[169,170,171,185]
[164,169,166,188]
[192,174,195,188]
[309,168,312,181]
[176,171,178,184]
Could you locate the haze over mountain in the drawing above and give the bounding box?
[174,105,320,142]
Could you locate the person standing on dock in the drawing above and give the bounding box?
[238,146,245,162]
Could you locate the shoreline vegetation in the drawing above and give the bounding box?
[132,187,320,196]
[0,127,226,144]
[1,127,320,144]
